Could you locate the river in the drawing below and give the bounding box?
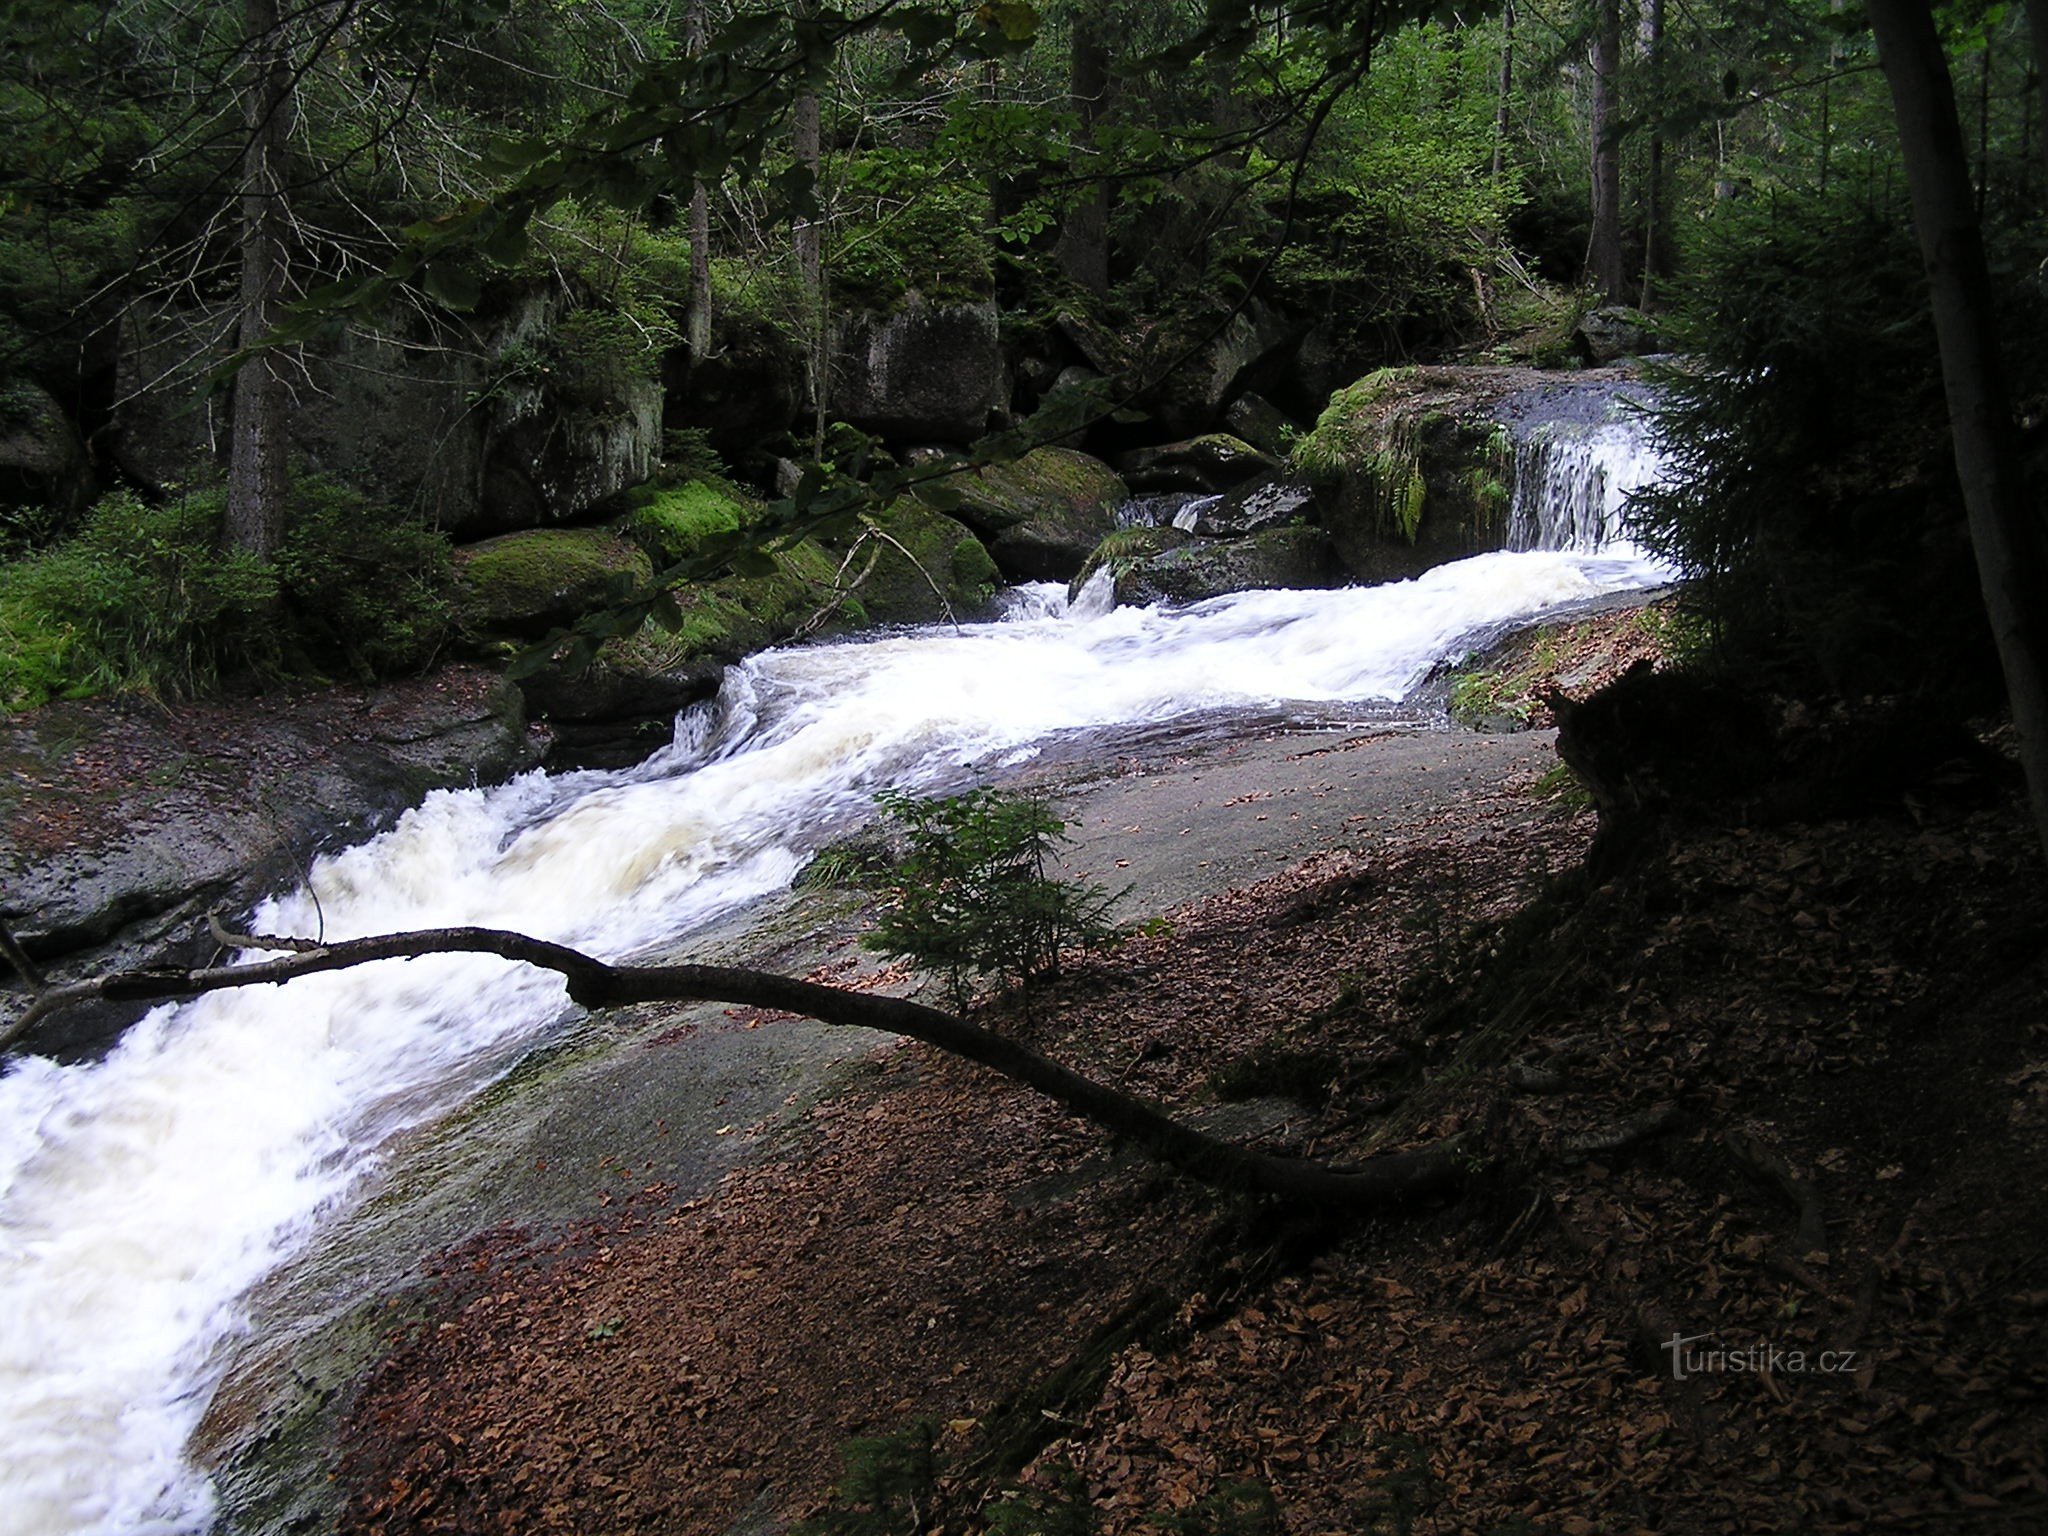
[0,395,1667,1535]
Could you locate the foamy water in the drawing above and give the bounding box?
[0,537,1668,1533]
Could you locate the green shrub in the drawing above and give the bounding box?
[864,787,1122,1006]
[0,488,276,708]
[0,478,454,710]
[1630,176,2044,699]
[276,478,453,680]
[794,1421,938,1536]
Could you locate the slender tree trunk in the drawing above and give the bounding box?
[1492,0,1515,185]
[1868,0,2048,859]
[2029,0,2048,188]
[1057,14,1112,296]
[1587,0,1626,302]
[1639,0,1665,308]
[684,0,713,368]
[791,16,826,456]
[226,0,293,559]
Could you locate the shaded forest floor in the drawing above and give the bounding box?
[335,693,2048,1535]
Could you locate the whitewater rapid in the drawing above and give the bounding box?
[0,542,1668,1534]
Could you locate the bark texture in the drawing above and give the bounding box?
[1868,0,2048,858]
[226,0,294,558]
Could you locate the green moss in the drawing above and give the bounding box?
[622,478,752,562]
[942,447,1128,534]
[1289,367,1419,481]
[455,528,653,635]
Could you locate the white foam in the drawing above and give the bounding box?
[0,543,1668,1533]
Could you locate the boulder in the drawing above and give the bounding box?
[664,310,804,473]
[937,446,1128,581]
[1224,392,1301,458]
[1105,526,1343,607]
[454,527,654,641]
[1573,306,1665,365]
[1114,433,1280,494]
[109,300,491,529]
[830,296,1008,444]
[1178,479,1317,538]
[1067,525,1195,599]
[107,290,666,539]
[1295,366,1520,584]
[0,668,540,1056]
[0,383,94,525]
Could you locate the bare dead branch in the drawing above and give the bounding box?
[1,924,1471,1212]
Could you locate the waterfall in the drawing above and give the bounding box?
[0,535,1672,1532]
[1502,388,1670,556]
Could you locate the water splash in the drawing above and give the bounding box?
[0,546,1669,1533]
[1503,391,1671,557]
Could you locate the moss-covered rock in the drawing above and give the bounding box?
[620,477,751,562]
[937,447,1128,581]
[1112,433,1280,494]
[840,497,1002,623]
[1102,526,1343,607]
[517,489,1002,765]
[1292,366,1517,584]
[1068,525,1195,599]
[454,527,654,640]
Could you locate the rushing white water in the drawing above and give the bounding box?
[0,540,1668,1535]
[1506,405,1671,556]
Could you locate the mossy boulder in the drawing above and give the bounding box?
[517,490,1000,765]
[937,446,1128,581]
[454,527,653,640]
[1113,433,1280,494]
[1098,526,1343,608]
[1292,366,1517,584]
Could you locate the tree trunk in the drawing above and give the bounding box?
[792,67,826,454]
[225,0,293,560]
[1492,0,1515,185]
[1057,15,1112,296]
[2029,0,2048,188]
[684,0,713,368]
[1587,0,1627,301]
[1868,0,2048,859]
[1639,0,1665,307]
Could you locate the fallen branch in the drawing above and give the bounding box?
[2,923,1471,1212]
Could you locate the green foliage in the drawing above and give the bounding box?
[1290,369,1417,483]
[0,478,454,709]
[0,489,275,708]
[984,1468,1096,1536]
[864,786,1121,1005]
[829,149,995,304]
[275,478,453,680]
[794,1421,938,1536]
[1630,177,2043,698]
